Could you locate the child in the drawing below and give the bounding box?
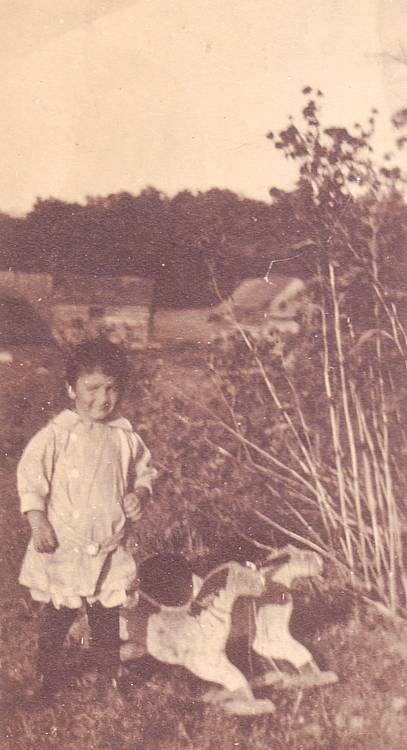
[17,337,156,698]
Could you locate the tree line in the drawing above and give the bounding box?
[0,187,323,307]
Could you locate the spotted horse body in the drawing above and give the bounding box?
[120,545,337,715]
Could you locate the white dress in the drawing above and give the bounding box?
[18,409,156,609]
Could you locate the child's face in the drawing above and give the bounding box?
[68,368,121,423]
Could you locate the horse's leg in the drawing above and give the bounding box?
[195,654,276,714]
[252,602,313,667]
[187,651,252,696]
[252,603,338,689]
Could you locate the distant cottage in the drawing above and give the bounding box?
[51,275,154,348]
[209,275,305,336]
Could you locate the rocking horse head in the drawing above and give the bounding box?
[260,544,323,589]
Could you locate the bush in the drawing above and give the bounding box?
[131,92,407,615]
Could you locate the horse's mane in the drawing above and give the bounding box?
[190,564,231,617]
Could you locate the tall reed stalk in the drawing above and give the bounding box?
[203,244,406,615]
[200,94,407,615]
[212,263,407,614]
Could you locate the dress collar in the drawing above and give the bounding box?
[52,409,133,432]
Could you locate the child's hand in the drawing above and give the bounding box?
[123,488,150,522]
[26,510,58,553]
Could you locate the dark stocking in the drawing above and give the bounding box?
[37,603,78,690]
[87,602,120,678]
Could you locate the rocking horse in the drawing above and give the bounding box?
[119,545,338,715]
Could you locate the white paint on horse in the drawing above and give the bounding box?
[120,545,337,711]
[146,561,265,692]
[253,545,323,667]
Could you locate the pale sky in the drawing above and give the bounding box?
[1,0,407,214]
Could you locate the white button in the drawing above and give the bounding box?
[72,510,80,519]
[71,434,78,442]
[71,469,79,479]
[87,543,99,556]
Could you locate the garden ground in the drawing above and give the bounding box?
[0,344,406,750]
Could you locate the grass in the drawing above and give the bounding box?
[1,594,407,750]
[1,344,407,749]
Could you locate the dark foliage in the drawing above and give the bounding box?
[0,187,318,308]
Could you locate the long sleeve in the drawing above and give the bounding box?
[131,434,157,494]
[17,425,56,514]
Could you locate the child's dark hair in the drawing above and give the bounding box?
[65,337,131,392]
